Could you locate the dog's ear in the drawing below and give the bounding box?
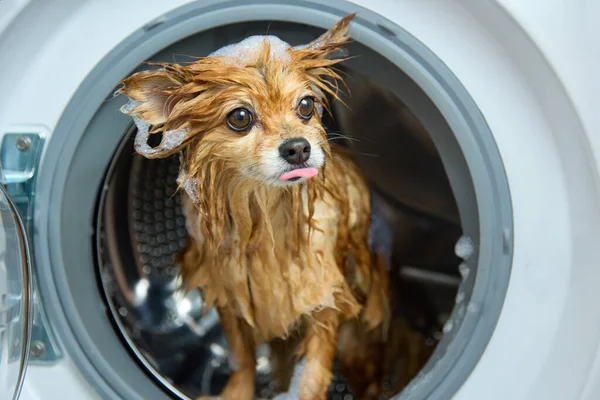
[116,64,193,125]
[301,13,355,60]
[289,14,355,108]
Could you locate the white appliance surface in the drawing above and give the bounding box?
[0,1,597,399]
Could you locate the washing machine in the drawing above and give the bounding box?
[1,1,599,399]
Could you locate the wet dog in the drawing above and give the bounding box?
[118,14,392,400]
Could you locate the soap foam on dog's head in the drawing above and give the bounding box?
[208,36,324,118]
[209,35,292,65]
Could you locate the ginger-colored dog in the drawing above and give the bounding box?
[118,14,392,400]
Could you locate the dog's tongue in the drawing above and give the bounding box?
[278,167,319,182]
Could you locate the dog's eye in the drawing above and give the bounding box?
[227,108,253,132]
[297,97,315,120]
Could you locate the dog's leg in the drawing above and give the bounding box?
[337,252,390,400]
[219,306,256,400]
[337,320,386,400]
[297,308,340,400]
[269,336,301,392]
[198,306,256,400]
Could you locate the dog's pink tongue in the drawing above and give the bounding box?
[278,167,319,182]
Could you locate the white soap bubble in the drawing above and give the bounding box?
[458,262,470,280]
[176,154,200,204]
[121,100,189,158]
[209,35,292,65]
[455,235,474,260]
[442,320,453,334]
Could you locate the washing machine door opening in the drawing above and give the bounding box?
[35,4,512,400]
[93,20,499,400]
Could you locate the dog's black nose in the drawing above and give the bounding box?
[279,138,311,165]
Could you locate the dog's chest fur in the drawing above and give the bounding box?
[180,153,370,341]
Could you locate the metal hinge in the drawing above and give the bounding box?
[1,130,62,363]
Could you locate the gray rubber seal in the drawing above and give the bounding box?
[33,1,513,399]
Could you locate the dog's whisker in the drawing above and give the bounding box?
[349,151,380,158]
[325,133,360,143]
[334,132,379,145]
